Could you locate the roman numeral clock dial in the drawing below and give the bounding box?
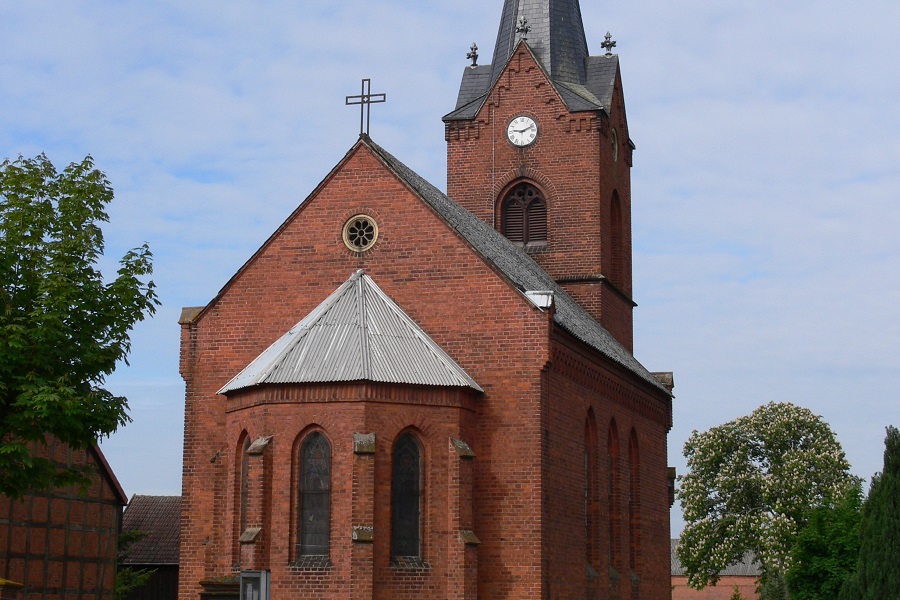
[507,115,538,147]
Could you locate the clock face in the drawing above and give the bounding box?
[507,115,538,147]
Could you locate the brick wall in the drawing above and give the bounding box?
[446,43,634,351]
[672,576,759,600]
[179,103,672,598]
[179,144,553,599]
[542,330,671,599]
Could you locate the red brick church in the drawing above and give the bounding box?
[177,0,674,598]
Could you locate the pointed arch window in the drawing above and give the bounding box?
[234,433,250,562]
[502,182,547,247]
[607,420,622,578]
[628,429,641,595]
[392,433,423,558]
[585,412,600,577]
[298,432,331,556]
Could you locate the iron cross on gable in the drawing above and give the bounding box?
[346,78,386,136]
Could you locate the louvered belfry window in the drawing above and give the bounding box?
[392,434,422,558]
[299,432,331,556]
[502,182,547,246]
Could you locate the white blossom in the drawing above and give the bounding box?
[676,402,859,589]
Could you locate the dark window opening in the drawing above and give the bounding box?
[608,421,621,577]
[392,434,422,558]
[585,413,600,576]
[502,182,547,247]
[240,435,250,533]
[299,432,331,556]
[628,429,641,596]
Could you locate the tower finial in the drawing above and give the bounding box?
[467,43,479,67]
[516,16,531,42]
[601,32,617,56]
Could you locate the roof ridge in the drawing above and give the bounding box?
[360,136,668,394]
[444,41,615,121]
[363,276,481,387]
[219,272,364,393]
[219,269,482,393]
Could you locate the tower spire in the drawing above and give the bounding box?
[490,0,590,86]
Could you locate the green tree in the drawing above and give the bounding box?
[758,570,789,600]
[786,483,862,599]
[115,529,155,600]
[853,425,900,598]
[837,575,861,600]
[729,585,747,600]
[0,154,158,498]
[677,402,858,589]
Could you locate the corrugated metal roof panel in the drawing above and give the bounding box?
[361,137,668,394]
[218,270,483,394]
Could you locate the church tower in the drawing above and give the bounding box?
[178,1,672,598]
[445,0,635,351]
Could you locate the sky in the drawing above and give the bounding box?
[2,0,898,536]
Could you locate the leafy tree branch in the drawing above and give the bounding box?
[1,154,159,497]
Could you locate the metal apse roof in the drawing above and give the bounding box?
[218,270,483,394]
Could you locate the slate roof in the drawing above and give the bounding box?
[446,44,619,121]
[361,136,666,394]
[219,270,483,394]
[445,0,620,121]
[490,0,589,86]
[121,495,181,565]
[670,539,761,577]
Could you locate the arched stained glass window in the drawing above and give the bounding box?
[299,432,331,556]
[392,434,423,558]
[502,182,547,246]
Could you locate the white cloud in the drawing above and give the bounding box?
[3,0,898,535]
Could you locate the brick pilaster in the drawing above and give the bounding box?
[350,433,375,599]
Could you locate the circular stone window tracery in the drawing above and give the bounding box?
[342,215,379,252]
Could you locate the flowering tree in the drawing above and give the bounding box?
[677,402,859,589]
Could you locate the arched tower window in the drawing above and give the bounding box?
[392,433,424,558]
[501,182,547,246]
[628,429,641,595]
[298,432,331,556]
[607,420,621,579]
[610,191,624,287]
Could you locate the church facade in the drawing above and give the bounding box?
[178,1,674,598]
